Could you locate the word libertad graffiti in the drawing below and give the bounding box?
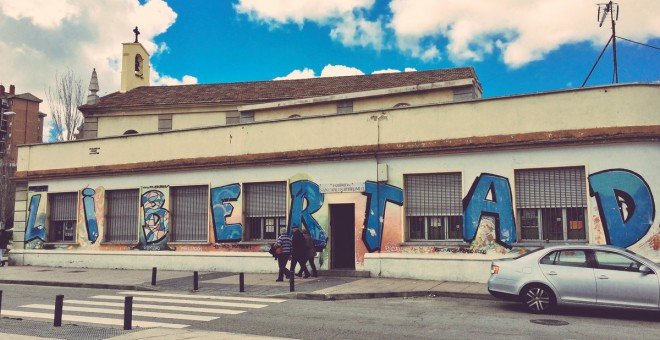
[25,169,654,252]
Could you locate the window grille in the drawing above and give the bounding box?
[170,185,208,242]
[405,173,463,240]
[106,189,139,242]
[48,192,77,242]
[244,182,286,240]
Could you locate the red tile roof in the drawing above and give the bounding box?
[80,67,478,113]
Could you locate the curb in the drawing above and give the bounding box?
[272,290,494,301]
[0,280,157,291]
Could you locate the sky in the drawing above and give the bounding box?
[1,0,659,140]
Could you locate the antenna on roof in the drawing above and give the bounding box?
[583,1,619,87]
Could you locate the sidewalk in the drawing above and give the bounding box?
[0,265,490,300]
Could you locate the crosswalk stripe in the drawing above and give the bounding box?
[117,291,286,303]
[20,304,218,322]
[0,310,189,329]
[65,299,245,315]
[91,295,267,309]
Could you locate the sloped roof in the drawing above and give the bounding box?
[80,67,478,112]
[2,92,43,103]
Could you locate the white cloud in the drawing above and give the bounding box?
[0,0,79,29]
[330,14,385,50]
[320,64,364,77]
[276,65,420,80]
[0,0,197,141]
[235,0,660,69]
[389,0,660,68]
[274,68,316,80]
[234,0,374,25]
[372,68,401,74]
[235,0,385,49]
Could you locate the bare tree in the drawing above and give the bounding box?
[46,69,85,141]
[0,161,15,230]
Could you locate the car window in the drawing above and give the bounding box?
[540,250,588,267]
[595,251,643,272]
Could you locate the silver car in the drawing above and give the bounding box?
[488,244,660,313]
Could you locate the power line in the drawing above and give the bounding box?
[616,36,660,51]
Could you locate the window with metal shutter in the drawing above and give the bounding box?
[405,173,462,216]
[171,186,208,242]
[244,182,286,218]
[404,173,463,241]
[106,189,139,242]
[244,182,286,240]
[515,167,587,208]
[49,192,77,242]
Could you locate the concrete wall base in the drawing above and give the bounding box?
[363,253,494,283]
[9,249,281,273]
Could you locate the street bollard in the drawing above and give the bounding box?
[151,267,157,286]
[124,296,133,330]
[54,294,64,327]
[289,273,295,292]
[239,273,245,292]
[193,271,199,291]
[0,290,3,317]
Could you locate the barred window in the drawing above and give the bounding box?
[337,100,353,114]
[170,185,209,242]
[405,173,463,241]
[515,167,587,241]
[106,189,139,243]
[244,182,287,240]
[48,192,77,242]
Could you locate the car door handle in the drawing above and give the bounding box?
[547,271,557,275]
[598,275,609,280]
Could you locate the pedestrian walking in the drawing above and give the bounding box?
[275,227,292,282]
[297,229,318,278]
[0,228,11,267]
[289,225,311,278]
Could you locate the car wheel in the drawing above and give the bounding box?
[521,284,555,313]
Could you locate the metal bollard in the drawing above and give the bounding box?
[124,296,133,330]
[0,290,3,317]
[151,267,157,286]
[239,273,245,292]
[193,271,199,291]
[54,294,64,327]
[289,273,295,292]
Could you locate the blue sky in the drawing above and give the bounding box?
[1,0,658,125]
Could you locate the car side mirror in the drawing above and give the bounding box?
[639,265,654,275]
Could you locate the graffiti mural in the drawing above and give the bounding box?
[18,166,659,261]
[24,193,46,249]
[361,181,404,252]
[589,169,655,248]
[81,188,99,244]
[289,180,327,250]
[210,183,242,242]
[138,186,172,250]
[463,173,516,248]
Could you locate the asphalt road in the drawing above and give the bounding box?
[1,284,658,339]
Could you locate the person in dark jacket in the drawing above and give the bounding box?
[297,229,318,277]
[289,225,311,278]
[275,227,292,282]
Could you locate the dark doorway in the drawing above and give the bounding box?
[330,204,355,269]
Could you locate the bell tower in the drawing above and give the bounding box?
[120,26,150,93]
